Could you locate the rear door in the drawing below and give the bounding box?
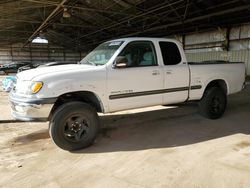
[158,41,190,104]
[107,41,164,112]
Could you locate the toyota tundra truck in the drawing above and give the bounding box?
[10,37,246,151]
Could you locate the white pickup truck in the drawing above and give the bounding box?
[10,37,246,150]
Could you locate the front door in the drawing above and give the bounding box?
[107,41,164,112]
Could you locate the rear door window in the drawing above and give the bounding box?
[159,42,182,65]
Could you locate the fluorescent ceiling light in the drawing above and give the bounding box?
[32,37,48,44]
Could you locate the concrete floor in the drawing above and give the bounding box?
[0,78,250,188]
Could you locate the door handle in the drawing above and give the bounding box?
[152,70,160,75]
[166,70,172,74]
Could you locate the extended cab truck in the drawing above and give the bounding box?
[10,38,246,151]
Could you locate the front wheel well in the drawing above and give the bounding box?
[204,79,228,95]
[49,91,104,120]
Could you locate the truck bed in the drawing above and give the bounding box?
[187,61,246,101]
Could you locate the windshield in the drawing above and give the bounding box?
[80,41,124,66]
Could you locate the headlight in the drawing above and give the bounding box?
[31,82,43,94]
[15,80,43,95]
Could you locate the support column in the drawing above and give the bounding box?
[10,45,13,62]
[182,35,186,50]
[29,44,32,62]
[225,27,230,51]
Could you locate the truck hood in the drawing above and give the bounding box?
[17,64,96,81]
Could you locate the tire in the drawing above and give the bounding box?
[49,101,99,151]
[199,87,227,119]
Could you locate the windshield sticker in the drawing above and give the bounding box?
[109,41,122,46]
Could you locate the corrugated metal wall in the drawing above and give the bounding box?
[184,23,250,75]
[0,43,85,65]
[186,50,250,75]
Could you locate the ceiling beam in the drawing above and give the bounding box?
[24,0,68,46]
[112,0,131,8]
[0,4,54,10]
[71,0,185,41]
[64,5,137,16]
[22,0,59,5]
[78,4,250,49]
[0,29,33,33]
[183,0,190,20]
[0,18,41,23]
[23,0,138,16]
[21,0,163,21]
[120,4,250,37]
[75,3,122,26]
[166,0,182,21]
[0,18,101,28]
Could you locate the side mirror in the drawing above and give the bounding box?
[114,56,128,68]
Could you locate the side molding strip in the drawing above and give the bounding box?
[109,85,202,100]
[190,85,202,90]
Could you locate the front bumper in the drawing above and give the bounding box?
[10,94,57,121]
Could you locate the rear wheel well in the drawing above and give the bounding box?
[49,91,103,120]
[204,80,227,95]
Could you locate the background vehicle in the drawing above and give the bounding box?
[17,61,78,73]
[0,62,31,74]
[38,61,78,68]
[17,63,42,73]
[1,61,78,92]
[10,37,246,151]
